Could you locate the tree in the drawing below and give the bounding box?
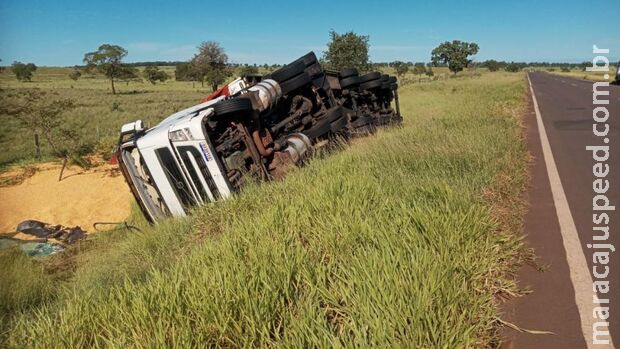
[0,59,4,73]
[117,66,141,85]
[323,30,370,71]
[190,41,231,91]
[143,66,170,84]
[505,62,522,72]
[69,69,82,81]
[431,40,479,74]
[83,44,129,94]
[0,90,89,180]
[392,61,409,78]
[240,65,259,76]
[11,61,37,82]
[483,59,500,72]
[175,62,198,81]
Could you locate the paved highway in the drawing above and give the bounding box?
[506,72,619,348]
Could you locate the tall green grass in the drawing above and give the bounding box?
[0,72,529,347]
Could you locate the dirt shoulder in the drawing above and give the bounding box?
[0,162,132,234]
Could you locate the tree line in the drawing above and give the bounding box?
[5,32,612,92]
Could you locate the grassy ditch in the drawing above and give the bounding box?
[1,72,529,347]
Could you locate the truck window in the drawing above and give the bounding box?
[154,147,196,209]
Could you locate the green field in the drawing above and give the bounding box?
[0,71,530,347]
[0,65,466,168]
[0,67,208,167]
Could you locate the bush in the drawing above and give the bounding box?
[11,62,37,82]
[505,63,521,73]
[95,135,118,161]
[68,70,81,81]
[143,66,170,84]
[240,65,259,76]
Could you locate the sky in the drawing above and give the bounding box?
[0,0,618,66]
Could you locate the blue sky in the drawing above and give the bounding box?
[0,0,618,66]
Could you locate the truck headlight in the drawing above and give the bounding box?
[169,128,193,142]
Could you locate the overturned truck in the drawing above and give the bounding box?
[117,52,402,221]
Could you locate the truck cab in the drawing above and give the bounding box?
[117,97,234,221]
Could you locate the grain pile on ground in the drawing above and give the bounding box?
[0,163,131,233]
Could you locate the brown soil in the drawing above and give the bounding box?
[0,163,132,234]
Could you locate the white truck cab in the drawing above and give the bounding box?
[118,96,234,221]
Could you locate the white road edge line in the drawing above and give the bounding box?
[528,74,615,349]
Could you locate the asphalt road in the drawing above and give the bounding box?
[505,72,619,348]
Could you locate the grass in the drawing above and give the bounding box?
[0,67,210,167]
[0,65,488,168]
[0,71,530,347]
[540,65,619,82]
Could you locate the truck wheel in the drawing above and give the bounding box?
[293,52,319,67]
[350,114,374,128]
[324,106,344,122]
[271,61,306,82]
[304,118,332,139]
[340,76,359,89]
[330,115,348,133]
[340,67,358,79]
[280,72,312,95]
[360,79,383,91]
[305,62,323,78]
[359,72,381,84]
[213,97,253,117]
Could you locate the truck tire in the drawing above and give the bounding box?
[340,68,358,79]
[213,97,253,117]
[360,79,383,91]
[359,72,381,84]
[330,115,348,133]
[305,62,323,78]
[350,114,374,128]
[325,106,344,122]
[280,72,312,95]
[305,118,331,139]
[293,52,319,67]
[271,61,306,82]
[340,76,359,89]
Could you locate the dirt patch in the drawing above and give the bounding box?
[0,163,132,234]
[0,165,38,187]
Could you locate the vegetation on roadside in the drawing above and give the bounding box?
[0,72,530,347]
[323,30,370,72]
[189,41,232,91]
[10,61,37,82]
[83,44,133,95]
[431,40,480,74]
